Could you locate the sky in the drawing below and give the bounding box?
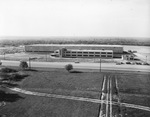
[0,0,150,38]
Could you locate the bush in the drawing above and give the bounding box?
[0,67,17,73]
[0,73,10,80]
[9,73,28,82]
[65,64,73,72]
[19,61,28,70]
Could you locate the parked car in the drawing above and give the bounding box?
[136,62,141,65]
[74,61,80,63]
[126,61,131,64]
[131,62,135,65]
[120,62,124,64]
[143,62,150,65]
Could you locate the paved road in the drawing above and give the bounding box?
[1,60,150,72]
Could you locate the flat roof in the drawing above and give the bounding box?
[67,49,113,52]
[26,44,123,48]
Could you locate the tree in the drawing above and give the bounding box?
[65,64,73,72]
[0,67,28,107]
[19,61,28,70]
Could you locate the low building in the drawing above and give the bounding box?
[25,44,123,53]
[25,44,123,58]
[123,54,135,60]
[52,48,113,58]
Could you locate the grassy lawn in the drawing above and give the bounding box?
[117,73,150,116]
[0,93,99,117]
[0,67,150,117]
[18,69,104,99]
[117,72,150,107]
[117,73,150,95]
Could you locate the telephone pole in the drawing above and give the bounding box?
[100,58,101,72]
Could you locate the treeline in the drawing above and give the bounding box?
[0,37,150,46]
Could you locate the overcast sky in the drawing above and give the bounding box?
[0,0,150,38]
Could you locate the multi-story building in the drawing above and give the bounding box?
[52,48,113,58]
[25,44,123,58]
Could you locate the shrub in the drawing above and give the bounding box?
[65,64,73,72]
[19,61,28,70]
[0,73,10,80]
[0,67,17,73]
[8,73,27,82]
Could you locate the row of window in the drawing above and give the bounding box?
[65,51,112,54]
[65,54,112,57]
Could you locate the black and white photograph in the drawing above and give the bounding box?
[0,0,150,117]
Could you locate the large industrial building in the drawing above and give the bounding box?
[25,44,123,58]
[52,48,113,58]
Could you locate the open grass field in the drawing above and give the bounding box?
[0,93,99,117]
[0,67,150,117]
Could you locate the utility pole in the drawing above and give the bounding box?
[28,57,37,69]
[100,58,101,72]
[29,57,31,69]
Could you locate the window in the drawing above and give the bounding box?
[89,55,94,57]
[77,52,82,53]
[107,52,112,54]
[83,55,88,56]
[95,52,100,54]
[89,52,94,54]
[66,54,70,56]
[107,55,112,57]
[71,51,76,53]
[72,55,76,56]
[101,52,106,54]
[77,55,82,56]
[95,55,100,57]
[66,51,70,53]
[101,55,106,57]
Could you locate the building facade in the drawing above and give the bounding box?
[52,49,113,58]
[25,44,123,58]
[25,44,123,53]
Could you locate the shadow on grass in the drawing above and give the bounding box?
[0,73,29,82]
[0,67,17,73]
[10,74,29,82]
[1,82,19,87]
[24,69,38,72]
[0,90,24,102]
[70,71,83,73]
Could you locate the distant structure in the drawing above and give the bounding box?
[25,44,123,58]
[52,48,113,58]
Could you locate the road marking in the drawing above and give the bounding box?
[99,75,106,117]
[106,76,109,117]
[115,76,123,117]
[110,76,112,117]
